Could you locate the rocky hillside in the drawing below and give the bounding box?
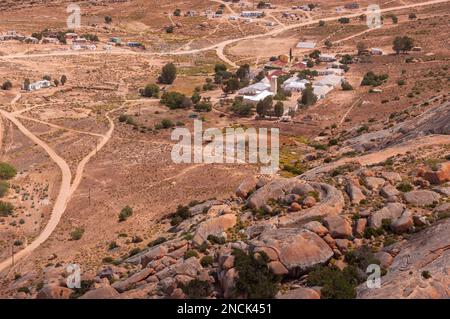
[4,148,449,299]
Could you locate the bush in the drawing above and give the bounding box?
[307,265,360,299]
[200,255,214,267]
[148,236,167,247]
[0,162,17,180]
[345,246,380,270]
[396,182,413,193]
[338,17,350,24]
[184,249,199,259]
[170,205,191,226]
[2,80,12,90]
[128,248,142,257]
[341,81,353,91]
[160,119,174,129]
[108,241,118,250]
[421,270,431,279]
[158,63,177,84]
[232,249,280,298]
[0,201,14,217]
[207,234,226,245]
[361,72,388,87]
[141,84,160,98]
[70,227,85,240]
[180,279,211,299]
[0,181,9,197]
[160,91,189,109]
[118,206,133,222]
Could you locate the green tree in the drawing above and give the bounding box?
[60,75,67,85]
[299,83,317,107]
[23,78,30,91]
[393,36,414,54]
[104,16,113,24]
[158,63,177,84]
[1,80,12,90]
[274,101,284,117]
[256,96,273,117]
[236,64,250,80]
[142,83,160,98]
[0,162,16,179]
[173,9,181,16]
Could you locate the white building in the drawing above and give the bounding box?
[371,48,383,55]
[312,85,333,100]
[319,54,337,62]
[314,74,343,88]
[241,11,264,18]
[297,41,316,49]
[282,76,309,92]
[26,80,52,92]
[243,90,274,104]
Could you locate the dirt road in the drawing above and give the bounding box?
[0,98,120,273]
[301,135,450,179]
[0,0,447,66]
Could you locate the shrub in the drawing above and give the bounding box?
[421,270,431,279]
[184,249,199,259]
[345,246,380,270]
[17,287,30,294]
[102,256,114,264]
[128,248,142,257]
[118,206,133,222]
[200,255,214,267]
[160,91,189,109]
[0,201,14,217]
[108,241,118,250]
[396,182,413,193]
[170,205,191,226]
[2,80,12,90]
[397,79,406,86]
[0,181,9,197]
[158,63,177,84]
[180,279,211,299]
[341,81,353,91]
[361,72,388,87]
[141,84,160,98]
[194,101,212,113]
[148,236,167,247]
[338,17,350,24]
[160,119,174,129]
[307,265,360,299]
[207,234,226,245]
[0,162,17,179]
[70,227,85,240]
[232,249,280,298]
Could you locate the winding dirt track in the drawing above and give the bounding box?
[0,0,447,66]
[0,99,119,273]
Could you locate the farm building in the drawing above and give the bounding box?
[319,54,337,62]
[241,11,264,18]
[25,80,51,92]
[314,74,343,88]
[371,48,383,55]
[297,41,316,49]
[282,77,309,92]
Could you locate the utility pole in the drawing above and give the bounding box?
[88,187,91,206]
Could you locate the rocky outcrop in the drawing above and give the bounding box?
[276,287,320,299]
[369,203,405,229]
[404,190,441,206]
[236,176,258,199]
[36,284,72,299]
[357,219,450,299]
[251,228,333,276]
[345,178,366,204]
[323,216,352,239]
[422,162,450,185]
[279,182,345,227]
[192,214,237,245]
[80,286,119,299]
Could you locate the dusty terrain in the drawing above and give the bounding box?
[0,0,448,299]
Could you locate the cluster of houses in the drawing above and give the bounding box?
[236,52,349,119]
[0,30,39,44]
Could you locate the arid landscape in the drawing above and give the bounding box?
[0,0,448,300]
